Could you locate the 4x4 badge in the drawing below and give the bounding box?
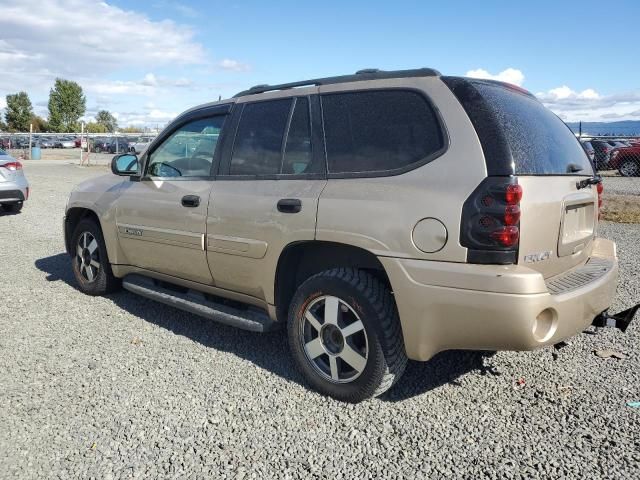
[124,227,143,237]
[524,251,552,263]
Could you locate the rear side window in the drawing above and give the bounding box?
[230,99,292,175]
[444,77,593,176]
[321,90,444,174]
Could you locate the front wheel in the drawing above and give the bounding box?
[71,218,121,295]
[619,159,640,177]
[287,268,407,402]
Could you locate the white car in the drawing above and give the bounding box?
[55,138,76,148]
[128,138,154,154]
[0,149,29,213]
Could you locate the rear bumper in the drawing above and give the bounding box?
[380,237,618,361]
[0,179,28,203]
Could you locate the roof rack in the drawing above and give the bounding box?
[233,67,441,98]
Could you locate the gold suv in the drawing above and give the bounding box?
[64,68,627,402]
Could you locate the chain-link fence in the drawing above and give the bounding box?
[579,135,640,223]
[0,132,157,159]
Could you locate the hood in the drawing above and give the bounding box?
[73,173,124,195]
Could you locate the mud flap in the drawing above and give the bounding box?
[592,304,640,333]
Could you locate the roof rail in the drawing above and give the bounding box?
[233,67,441,98]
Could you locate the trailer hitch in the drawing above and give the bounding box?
[592,304,640,333]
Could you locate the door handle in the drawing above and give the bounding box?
[181,195,200,208]
[277,198,302,213]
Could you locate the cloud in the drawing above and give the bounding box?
[0,0,206,94]
[536,86,640,122]
[466,68,525,86]
[217,59,251,72]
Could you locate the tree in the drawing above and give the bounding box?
[119,126,143,133]
[85,122,108,133]
[47,78,86,132]
[5,92,34,132]
[95,110,118,132]
[31,115,48,133]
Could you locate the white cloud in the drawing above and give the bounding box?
[217,59,251,72]
[536,86,640,122]
[466,67,525,86]
[0,0,206,94]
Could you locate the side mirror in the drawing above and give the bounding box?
[111,153,139,176]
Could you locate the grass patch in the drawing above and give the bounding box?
[601,193,640,223]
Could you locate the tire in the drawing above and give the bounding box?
[619,159,640,177]
[287,268,407,402]
[70,218,121,295]
[1,202,22,213]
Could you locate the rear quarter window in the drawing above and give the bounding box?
[321,90,445,175]
[443,77,593,176]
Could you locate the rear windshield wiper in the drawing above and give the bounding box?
[576,175,601,190]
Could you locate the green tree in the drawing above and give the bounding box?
[95,110,118,132]
[31,115,48,133]
[5,92,34,131]
[47,78,86,132]
[120,126,143,133]
[85,122,108,133]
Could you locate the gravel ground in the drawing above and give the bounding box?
[1,163,639,479]
[602,175,640,196]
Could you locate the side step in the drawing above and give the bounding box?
[122,275,276,332]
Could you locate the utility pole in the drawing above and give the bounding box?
[29,123,33,160]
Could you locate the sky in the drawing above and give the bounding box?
[0,0,639,128]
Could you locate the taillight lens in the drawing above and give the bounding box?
[490,226,520,247]
[505,184,523,205]
[504,205,521,225]
[460,177,522,264]
[597,181,603,212]
[1,161,22,171]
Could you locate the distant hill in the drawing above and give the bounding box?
[566,120,640,137]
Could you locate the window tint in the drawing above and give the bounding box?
[282,97,314,174]
[321,90,444,174]
[230,99,291,175]
[147,116,225,177]
[466,81,593,175]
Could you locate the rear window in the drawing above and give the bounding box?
[321,90,444,174]
[443,77,593,176]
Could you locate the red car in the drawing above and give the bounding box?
[609,144,640,176]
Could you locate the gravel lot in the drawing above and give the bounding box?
[602,175,640,196]
[1,163,639,479]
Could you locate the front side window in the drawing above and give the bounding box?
[321,90,445,174]
[147,116,225,177]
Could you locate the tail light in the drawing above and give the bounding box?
[460,177,522,264]
[0,161,22,171]
[597,181,603,213]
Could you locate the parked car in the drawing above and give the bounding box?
[590,140,616,170]
[581,140,596,164]
[91,138,109,153]
[128,137,154,154]
[39,137,56,149]
[54,137,76,148]
[107,138,129,154]
[0,149,29,213]
[64,68,631,402]
[609,144,640,176]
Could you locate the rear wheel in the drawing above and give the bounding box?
[1,202,22,213]
[71,219,121,295]
[619,159,640,177]
[287,268,407,402]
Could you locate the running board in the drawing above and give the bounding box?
[592,304,640,333]
[122,275,276,332]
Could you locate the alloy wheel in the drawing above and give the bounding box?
[76,231,101,282]
[299,295,369,383]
